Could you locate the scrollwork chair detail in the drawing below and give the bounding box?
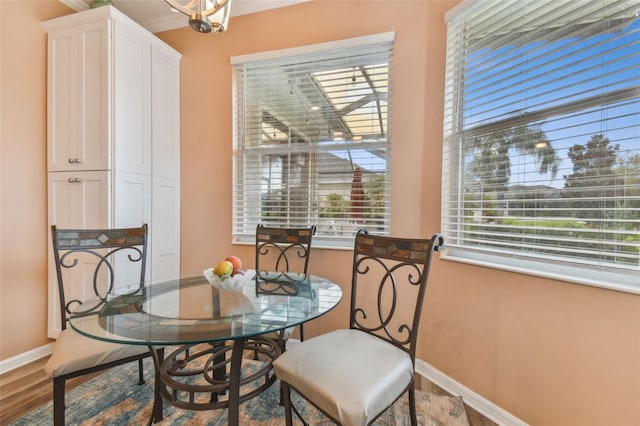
[255,223,316,348]
[273,229,444,426]
[45,224,162,425]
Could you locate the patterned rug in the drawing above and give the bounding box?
[10,353,469,426]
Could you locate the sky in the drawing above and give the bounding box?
[463,13,639,189]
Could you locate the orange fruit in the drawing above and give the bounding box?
[224,256,242,271]
[213,260,233,277]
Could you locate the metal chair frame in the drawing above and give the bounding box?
[279,229,444,425]
[255,224,316,343]
[50,224,162,425]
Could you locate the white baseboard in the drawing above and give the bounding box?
[415,359,528,426]
[0,343,53,375]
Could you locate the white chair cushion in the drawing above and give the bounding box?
[273,328,414,425]
[44,327,149,378]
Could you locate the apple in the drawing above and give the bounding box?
[213,260,233,277]
[224,255,242,271]
[231,269,245,277]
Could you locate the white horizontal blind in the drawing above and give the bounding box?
[233,37,394,247]
[442,0,640,290]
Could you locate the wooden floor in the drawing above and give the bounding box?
[0,355,101,424]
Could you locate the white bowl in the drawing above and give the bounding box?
[203,268,256,291]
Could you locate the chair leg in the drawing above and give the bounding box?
[53,376,65,426]
[281,382,294,426]
[408,386,417,426]
[137,358,145,385]
[299,324,304,342]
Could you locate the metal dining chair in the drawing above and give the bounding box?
[254,223,316,351]
[273,229,444,425]
[45,224,162,425]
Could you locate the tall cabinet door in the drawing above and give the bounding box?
[113,171,152,287]
[151,44,181,283]
[113,20,152,175]
[151,177,180,283]
[47,171,110,337]
[47,21,110,172]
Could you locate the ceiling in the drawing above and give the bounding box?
[60,0,310,33]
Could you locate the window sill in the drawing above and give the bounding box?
[440,247,639,295]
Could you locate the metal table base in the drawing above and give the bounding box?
[149,337,280,425]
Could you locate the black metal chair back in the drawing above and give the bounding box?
[51,224,148,330]
[255,224,316,278]
[254,223,316,344]
[350,229,444,362]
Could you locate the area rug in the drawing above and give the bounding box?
[10,356,469,426]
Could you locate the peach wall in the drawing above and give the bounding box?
[1,1,638,425]
[0,0,71,360]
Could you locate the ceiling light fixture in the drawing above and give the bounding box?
[165,0,232,34]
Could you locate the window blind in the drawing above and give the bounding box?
[442,0,640,292]
[232,35,394,247]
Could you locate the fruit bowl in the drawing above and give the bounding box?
[203,268,256,291]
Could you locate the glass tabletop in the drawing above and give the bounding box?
[69,272,343,346]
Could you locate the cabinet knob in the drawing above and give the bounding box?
[67,158,83,163]
[67,178,81,183]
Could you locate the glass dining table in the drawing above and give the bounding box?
[68,272,343,425]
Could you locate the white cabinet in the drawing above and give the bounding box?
[48,171,110,229]
[150,41,181,284]
[46,20,109,172]
[43,6,181,337]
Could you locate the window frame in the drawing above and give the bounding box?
[441,0,640,294]
[231,32,395,249]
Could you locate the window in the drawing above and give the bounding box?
[232,33,394,248]
[442,0,640,292]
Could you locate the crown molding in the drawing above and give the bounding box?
[59,0,90,12]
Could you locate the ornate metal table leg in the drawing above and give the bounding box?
[227,339,246,426]
[211,342,226,402]
[148,346,165,425]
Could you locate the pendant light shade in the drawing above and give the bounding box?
[165,0,232,33]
